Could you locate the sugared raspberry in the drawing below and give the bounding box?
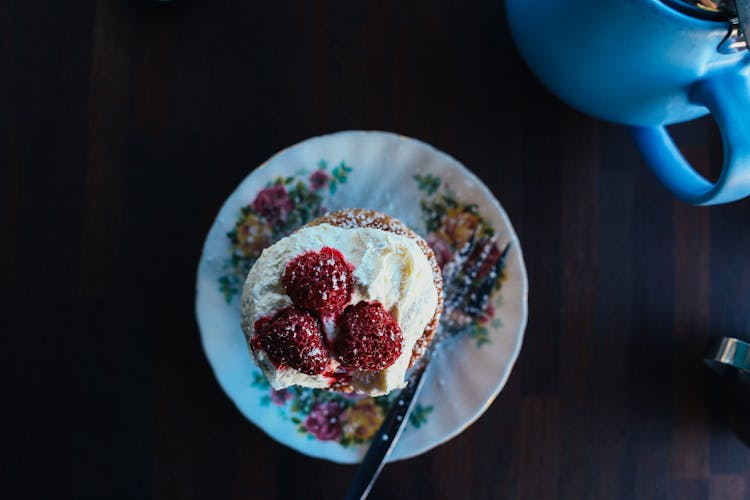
[283,247,354,318]
[252,306,329,375]
[334,301,403,371]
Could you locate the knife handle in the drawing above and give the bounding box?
[343,363,429,500]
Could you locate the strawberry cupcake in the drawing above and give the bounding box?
[240,209,443,396]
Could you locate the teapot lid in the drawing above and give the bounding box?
[661,0,737,20]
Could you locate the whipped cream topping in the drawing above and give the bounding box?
[240,223,439,396]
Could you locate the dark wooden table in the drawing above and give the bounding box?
[3,1,749,499]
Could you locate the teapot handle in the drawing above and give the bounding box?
[630,65,750,205]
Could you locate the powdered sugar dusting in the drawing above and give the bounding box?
[241,208,443,396]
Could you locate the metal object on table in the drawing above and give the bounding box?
[704,337,750,447]
[343,234,510,500]
[704,336,750,376]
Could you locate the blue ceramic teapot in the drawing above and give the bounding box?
[507,0,750,205]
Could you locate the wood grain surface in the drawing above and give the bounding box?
[2,1,749,499]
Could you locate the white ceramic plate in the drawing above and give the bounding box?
[196,131,528,463]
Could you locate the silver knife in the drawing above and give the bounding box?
[343,360,429,500]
